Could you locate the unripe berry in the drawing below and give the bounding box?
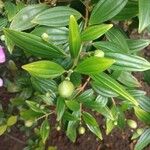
[56,126,61,131]
[78,126,85,135]
[94,50,105,57]
[25,120,33,127]
[41,33,49,42]
[127,119,137,129]
[58,80,74,98]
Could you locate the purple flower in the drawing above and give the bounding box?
[0,78,3,87]
[0,46,5,63]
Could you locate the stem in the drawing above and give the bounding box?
[35,111,54,122]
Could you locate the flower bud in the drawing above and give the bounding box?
[0,46,5,63]
[0,78,3,87]
[78,126,85,135]
[41,33,49,42]
[94,50,105,58]
[25,120,33,127]
[127,119,137,129]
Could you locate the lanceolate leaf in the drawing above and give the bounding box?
[135,128,150,150]
[69,15,81,58]
[93,41,123,53]
[82,112,102,140]
[127,39,150,53]
[56,97,65,121]
[75,57,115,75]
[32,26,68,45]
[22,61,65,78]
[40,119,50,144]
[113,1,138,20]
[81,24,113,41]
[10,4,48,31]
[105,52,150,71]
[91,73,138,106]
[89,0,127,25]
[105,27,129,53]
[4,29,66,58]
[138,0,150,33]
[134,107,150,124]
[32,6,82,27]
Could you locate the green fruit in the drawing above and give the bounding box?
[137,128,144,135]
[58,80,74,98]
[25,120,33,127]
[94,50,105,57]
[127,119,137,129]
[41,33,49,42]
[78,126,85,135]
[56,126,61,131]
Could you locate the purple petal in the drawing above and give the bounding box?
[0,78,3,87]
[0,46,6,63]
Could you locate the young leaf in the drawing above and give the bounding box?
[113,1,138,20]
[0,18,7,31]
[22,61,65,79]
[135,128,150,150]
[65,100,80,111]
[138,0,150,33]
[81,24,113,41]
[105,27,129,53]
[0,125,7,136]
[4,29,66,58]
[105,52,150,71]
[69,15,81,58]
[89,0,127,25]
[10,4,48,31]
[32,6,82,27]
[144,70,150,85]
[106,119,115,135]
[56,97,65,121]
[7,116,17,126]
[40,119,50,144]
[75,56,115,75]
[82,112,102,140]
[63,111,79,121]
[91,73,138,106]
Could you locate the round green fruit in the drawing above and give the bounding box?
[94,50,105,57]
[78,126,85,135]
[58,80,74,98]
[25,120,33,127]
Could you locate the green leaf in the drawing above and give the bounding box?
[22,61,65,79]
[0,125,7,136]
[138,0,150,33]
[127,39,150,53]
[75,56,115,75]
[81,24,113,41]
[134,107,150,124]
[65,100,80,111]
[113,1,138,20]
[7,116,17,126]
[135,128,150,150]
[69,15,81,58]
[32,26,68,45]
[4,1,17,21]
[0,18,7,31]
[32,6,82,27]
[91,73,138,106]
[26,100,45,114]
[31,77,57,94]
[63,111,79,121]
[106,119,115,135]
[10,4,48,31]
[105,27,129,53]
[82,112,102,140]
[56,97,65,121]
[40,119,50,144]
[118,72,141,88]
[93,41,123,53]
[144,70,150,85]
[89,0,127,25]
[105,52,150,71]
[4,29,66,58]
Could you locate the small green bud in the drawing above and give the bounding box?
[58,80,74,98]
[127,119,137,129]
[137,128,144,135]
[78,126,85,135]
[25,120,33,127]
[40,105,45,110]
[94,50,105,57]
[0,35,5,41]
[56,126,61,131]
[114,121,118,125]
[41,33,49,41]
